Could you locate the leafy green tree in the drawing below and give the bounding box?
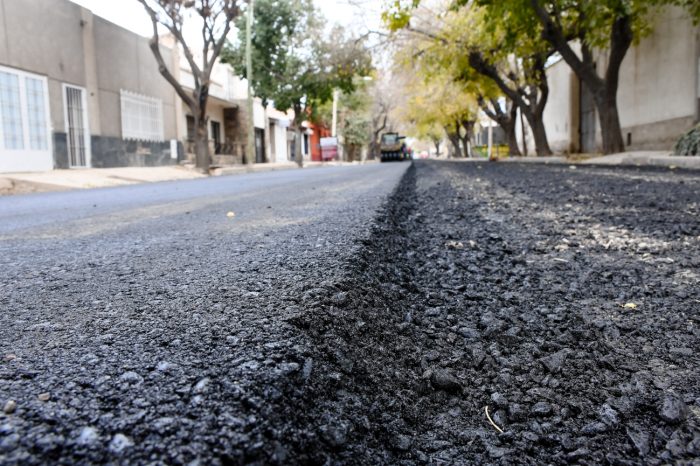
[477,0,700,154]
[138,0,243,173]
[223,0,372,166]
[385,2,554,155]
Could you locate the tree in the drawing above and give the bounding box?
[478,0,700,154]
[385,2,554,156]
[223,0,372,167]
[137,0,243,173]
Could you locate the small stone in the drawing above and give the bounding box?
[38,392,50,402]
[459,327,479,339]
[539,349,569,373]
[581,422,608,435]
[531,402,553,417]
[393,434,412,451]
[331,292,349,306]
[119,371,143,385]
[659,394,688,424]
[4,354,16,361]
[599,404,619,426]
[156,361,174,372]
[567,448,590,461]
[193,378,210,394]
[319,422,349,447]
[491,392,508,409]
[76,426,99,446]
[625,428,649,456]
[3,400,16,414]
[430,369,462,393]
[109,434,134,454]
[508,404,525,422]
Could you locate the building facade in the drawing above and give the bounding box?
[0,0,313,173]
[0,0,182,173]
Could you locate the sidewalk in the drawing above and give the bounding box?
[0,161,376,196]
[478,151,700,169]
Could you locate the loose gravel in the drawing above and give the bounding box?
[1,160,699,465]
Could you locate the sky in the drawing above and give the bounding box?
[68,0,382,39]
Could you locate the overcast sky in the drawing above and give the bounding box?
[68,0,381,38]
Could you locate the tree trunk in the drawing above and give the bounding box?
[447,121,462,158]
[460,119,474,158]
[194,114,210,173]
[530,116,552,157]
[518,105,552,157]
[596,90,625,154]
[294,126,303,168]
[530,1,631,154]
[447,132,462,158]
[434,140,441,157]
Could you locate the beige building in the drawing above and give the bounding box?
[0,0,302,174]
[520,6,699,154]
[0,0,183,173]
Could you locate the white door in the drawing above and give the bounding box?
[63,84,90,168]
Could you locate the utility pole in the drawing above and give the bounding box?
[331,89,339,137]
[246,0,255,165]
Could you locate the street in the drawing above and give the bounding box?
[1,161,699,464]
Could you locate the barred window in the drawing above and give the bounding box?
[120,90,163,142]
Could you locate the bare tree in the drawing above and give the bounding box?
[137,0,243,173]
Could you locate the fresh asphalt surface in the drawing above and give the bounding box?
[0,163,409,464]
[1,160,699,465]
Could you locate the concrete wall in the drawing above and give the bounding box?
[93,17,177,141]
[542,59,580,153]
[615,6,699,150]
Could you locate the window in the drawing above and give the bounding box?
[120,90,163,142]
[0,67,50,152]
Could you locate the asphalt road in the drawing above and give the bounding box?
[0,163,409,465]
[2,160,699,465]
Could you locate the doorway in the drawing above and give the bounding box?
[63,84,90,167]
[255,128,265,163]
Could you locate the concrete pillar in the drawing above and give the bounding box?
[80,8,101,136]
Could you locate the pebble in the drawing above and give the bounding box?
[627,428,650,456]
[109,433,134,454]
[119,371,143,385]
[531,402,553,417]
[37,392,51,402]
[320,422,349,447]
[659,394,688,424]
[491,392,508,409]
[193,378,211,394]
[3,400,16,414]
[76,426,99,446]
[430,369,462,393]
[539,349,569,373]
[599,404,619,426]
[393,434,412,451]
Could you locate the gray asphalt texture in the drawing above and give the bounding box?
[0,164,409,465]
[2,160,699,465]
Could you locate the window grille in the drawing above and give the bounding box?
[120,90,164,142]
[0,71,24,150]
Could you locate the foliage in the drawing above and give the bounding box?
[673,124,700,156]
[138,0,244,171]
[222,0,372,124]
